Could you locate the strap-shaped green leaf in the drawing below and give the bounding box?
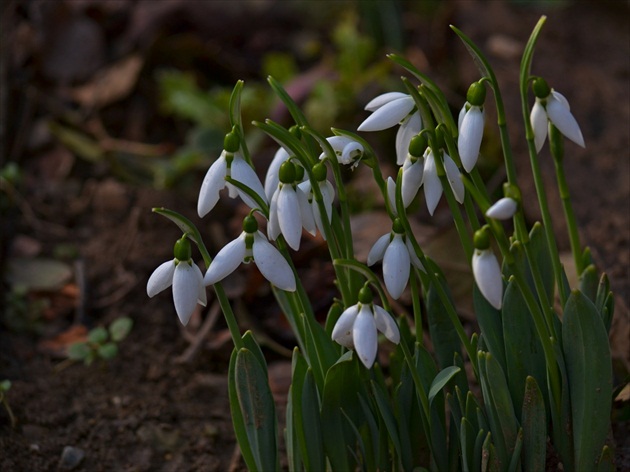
[235,348,278,471]
[321,352,362,471]
[460,417,476,472]
[473,287,506,371]
[562,290,612,471]
[502,279,547,418]
[427,279,462,370]
[478,352,519,469]
[228,349,257,471]
[521,376,546,472]
[300,369,325,471]
[429,366,461,405]
[371,379,405,469]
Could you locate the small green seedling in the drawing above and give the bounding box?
[0,380,17,428]
[67,317,133,366]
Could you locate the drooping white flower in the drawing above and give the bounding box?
[400,149,425,208]
[268,161,312,251]
[458,105,485,173]
[422,149,465,215]
[264,147,290,201]
[198,150,267,217]
[147,238,206,326]
[320,136,364,167]
[472,248,503,310]
[331,287,400,368]
[367,220,424,299]
[203,216,296,292]
[358,92,422,165]
[298,178,335,240]
[486,197,518,220]
[530,79,585,153]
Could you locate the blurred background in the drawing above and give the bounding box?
[1,1,628,470]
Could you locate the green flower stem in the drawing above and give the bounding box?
[153,208,246,351]
[398,216,479,379]
[227,80,253,167]
[410,268,423,343]
[430,147,473,260]
[550,125,583,275]
[518,17,567,305]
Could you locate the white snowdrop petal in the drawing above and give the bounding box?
[396,112,422,166]
[365,92,408,111]
[252,232,296,291]
[193,263,207,306]
[331,304,359,348]
[444,153,465,204]
[405,237,424,271]
[530,101,548,153]
[277,185,302,250]
[387,177,398,216]
[423,151,442,215]
[367,233,391,266]
[326,136,354,153]
[203,234,246,286]
[373,305,400,344]
[551,90,570,109]
[402,159,424,208]
[383,235,410,300]
[546,95,585,148]
[197,154,227,217]
[472,249,503,310]
[173,262,201,326]
[321,181,335,223]
[297,187,316,236]
[268,190,281,241]
[264,147,289,200]
[486,197,518,220]
[147,260,175,297]
[353,306,378,368]
[340,142,363,165]
[458,107,484,173]
[458,104,467,130]
[231,155,268,208]
[358,97,415,132]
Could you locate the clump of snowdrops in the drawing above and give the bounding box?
[147,17,615,471]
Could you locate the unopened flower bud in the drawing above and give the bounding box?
[532,77,551,99]
[174,236,192,261]
[223,127,240,153]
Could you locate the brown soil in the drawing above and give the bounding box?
[1,1,628,471]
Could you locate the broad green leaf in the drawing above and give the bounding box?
[371,380,404,468]
[521,376,546,472]
[109,317,133,342]
[562,290,612,471]
[502,279,547,418]
[478,351,518,469]
[428,366,461,405]
[228,349,257,471]
[235,348,278,472]
[67,342,91,361]
[88,327,109,344]
[460,417,476,472]
[473,287,506,371]
[97,342,118,360]
[300,369,325,472]
[321,352,362,471]
[289,349,308,471]
[597,445,615,472]
[507,429,523,472]
[427,279,462,370]
[579,264,598,303]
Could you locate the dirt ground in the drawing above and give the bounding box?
[1,1,628,471]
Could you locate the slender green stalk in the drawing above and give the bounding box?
[550,124,583,275]
[410,269,423,343]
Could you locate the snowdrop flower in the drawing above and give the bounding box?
[458,81,486,173]
[331,286,400,368]
[268,161,314,250]
[298,163,335,240]
[399,134,427,208]
[422,148,465,215]
[147,236,206,326]
[198,130,267,218]
[486,197,518,220]
[264,147,290,201]
[530,78,585,153]
[358,92,422,165]
[203,215,296,292]
[367,219,424,299]
[320,136,364,167]
[472,228,503,310]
